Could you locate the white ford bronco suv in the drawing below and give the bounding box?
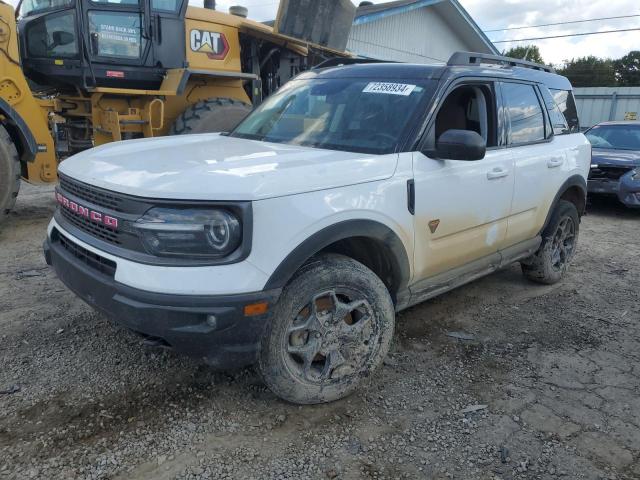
[45,53,591,404]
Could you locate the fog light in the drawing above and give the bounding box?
[206,314,217,328]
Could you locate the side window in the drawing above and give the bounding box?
[427,83,498,150]
[26,11,78,58]
[550,89,580,133]
[502,82,545,145]
[540,86,569,136]
[151,0,180,11]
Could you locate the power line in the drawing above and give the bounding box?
[484,14,640,32]
[492,27,640,43]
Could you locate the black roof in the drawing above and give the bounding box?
[301,60,573,90]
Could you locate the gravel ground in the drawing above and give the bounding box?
[1,182,639,480]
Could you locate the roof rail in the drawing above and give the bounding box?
[447,51,555,73]
[312,57,393,70]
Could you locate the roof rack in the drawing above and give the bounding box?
[312,57,393,70]
[447,51,555,73]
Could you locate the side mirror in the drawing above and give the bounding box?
[433,129,486,161]
[51,31,75,48]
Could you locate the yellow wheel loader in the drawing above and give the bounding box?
[0,0,355,223]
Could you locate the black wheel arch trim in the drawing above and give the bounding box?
[540,174,587,235]
[0,98,38,163]
[264,220,411,299]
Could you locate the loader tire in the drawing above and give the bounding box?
[169,98,253,135]
[0,125,20,225]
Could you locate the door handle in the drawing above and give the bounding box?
[487,167,509,180]
[547,157,564,168]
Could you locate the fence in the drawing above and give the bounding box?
[573,87,640,129]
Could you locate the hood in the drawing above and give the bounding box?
[591,148,640,167]
[58,134,398,201]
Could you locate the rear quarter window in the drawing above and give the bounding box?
[550,89,580,133]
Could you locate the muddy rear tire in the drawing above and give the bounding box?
[258,254,395,405]
[521,200,579,284]
[0,125,20,225]
[169,98,253,135]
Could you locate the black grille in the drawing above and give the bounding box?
[59,175,124,212]
[55,229,117,278]
[60,207,122,245]
[589,165,633,181]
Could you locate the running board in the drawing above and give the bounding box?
[399,237,541,311]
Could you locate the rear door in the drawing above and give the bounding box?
[501,81,568,246]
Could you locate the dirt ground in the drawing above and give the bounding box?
[1,182,639,480]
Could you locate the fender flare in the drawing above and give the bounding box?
[263,219,411,297]
[540,174,587,234]
[0,98,38,163]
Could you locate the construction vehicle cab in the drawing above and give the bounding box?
[18,0,188,90]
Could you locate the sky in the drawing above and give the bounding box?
[203,0,639,66]
[9,0,638,66]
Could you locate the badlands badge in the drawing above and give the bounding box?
[189,29,229,60]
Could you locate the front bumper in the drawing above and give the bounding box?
[588,169,640,208]
[44,229,280,369]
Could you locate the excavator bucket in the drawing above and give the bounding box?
[273,0,356,52]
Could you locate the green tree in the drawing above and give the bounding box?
[614,51,640,86]
[503,45,545,65]
[556,56,617,87]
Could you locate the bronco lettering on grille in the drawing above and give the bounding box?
[56,192,119,230]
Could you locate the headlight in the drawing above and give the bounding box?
[133,207,241,258]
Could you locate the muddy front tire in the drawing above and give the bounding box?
[258,254,395,405]
[0,125,20,225]
[521,200,580,285]
[169,98,252,135]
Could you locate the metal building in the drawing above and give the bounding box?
[346,0,498,64]
[574,87,640,128]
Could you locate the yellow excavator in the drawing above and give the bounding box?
[0,0,355,223]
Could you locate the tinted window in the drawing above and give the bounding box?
[21,0,72,17]
[232,78,436,155]
[89,11,145,58]
[586,125,640,150]
[92,0,139,4]
[152,0,180,11]
[502,83,545,145]
[26,11,78,58]
[550,89,580,132]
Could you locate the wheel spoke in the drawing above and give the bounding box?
[287,313,318,336]
[319,348,347,380]
[287,335,322,381]
[340,312,372,342]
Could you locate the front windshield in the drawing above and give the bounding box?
[586,124,640,150]
[231,77,435,155]
[21,0,73,17]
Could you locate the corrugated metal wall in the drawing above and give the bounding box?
[574,87,640,128]
[347,7,474,64]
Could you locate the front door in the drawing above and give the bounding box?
[412,80,515,284]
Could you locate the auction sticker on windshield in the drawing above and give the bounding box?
[363,82,416,96]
